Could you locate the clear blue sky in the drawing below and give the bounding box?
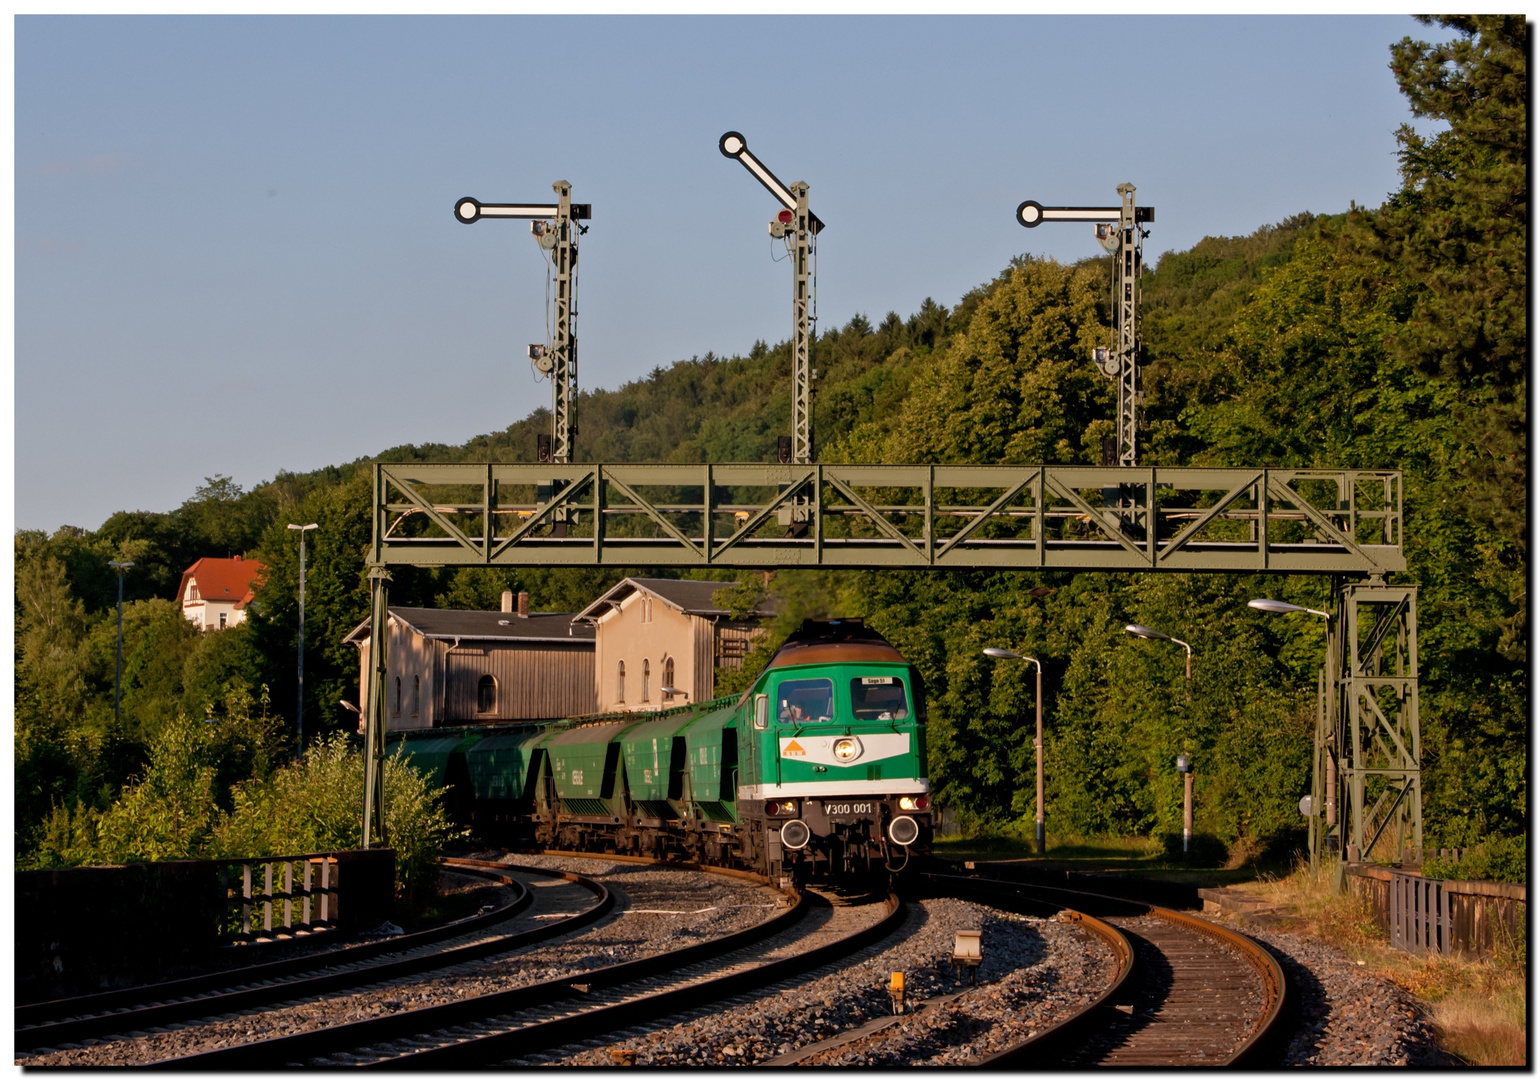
[16,14,1437,532]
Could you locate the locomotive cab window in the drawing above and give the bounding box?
[851,677,909,721]
[777,678,833,724]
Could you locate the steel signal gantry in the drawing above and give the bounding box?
[1018,186,1154,469]
[455,182,591,467]
[720,132,822,479]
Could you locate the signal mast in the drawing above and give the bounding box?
[455,182,591,469]
[719,132,823,477]
[1017,184,1153,468]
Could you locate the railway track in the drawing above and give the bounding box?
[921,873,1287,1067]
[22,851,1289,1068]
[155,881,899,1068]
[15,862,606,1057]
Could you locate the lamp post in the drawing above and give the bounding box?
[107,560,134,725]
[983,647,1046,855]
[661,685,689,705]
[287,524,319,754]
[1249,597,1335,868]
[1176,752,1194,855]
[1125,623,1194,852]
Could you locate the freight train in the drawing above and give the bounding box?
[391,619,932,881]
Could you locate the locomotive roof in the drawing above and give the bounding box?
[765,619,907,669]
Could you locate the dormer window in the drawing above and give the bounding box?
[187,582,200,602]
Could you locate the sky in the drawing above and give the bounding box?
[15,14,1439,533]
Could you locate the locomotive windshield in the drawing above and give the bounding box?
[851,677,909,720]
[777,678,834,724]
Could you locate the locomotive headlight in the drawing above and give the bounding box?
[899,795,929,811]
[833,737,861,763]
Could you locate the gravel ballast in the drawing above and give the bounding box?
[1239,925,1451,1066]
[551,897,1115,1066]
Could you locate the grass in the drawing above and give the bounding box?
[933,832,1159,864]
[1246,860,1528,1067]
[931,831,1270,884]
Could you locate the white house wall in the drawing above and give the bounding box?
[594,590,705,713]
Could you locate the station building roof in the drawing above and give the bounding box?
[343,607,594,647]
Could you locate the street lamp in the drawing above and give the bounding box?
[1247,598,1331,621]
[1125,623,1194,852]
[1124,624,1192,684]
[661,685,688,704]
[107,560,134,726]
[983,647,1047,855]
[288,524,319,754]
[1250,597,1336,867]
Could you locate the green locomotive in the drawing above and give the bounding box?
[392,619,932,880]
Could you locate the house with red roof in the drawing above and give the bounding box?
[176,555,264,631]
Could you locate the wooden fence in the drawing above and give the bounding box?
[219,853,343,944]
[16,848,395,1001]
[1349,865,1526,958]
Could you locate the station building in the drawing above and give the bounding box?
[344,591,596,731]
[571,577,769,713]
[344,579,770,729]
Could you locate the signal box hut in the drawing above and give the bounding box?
[572,577,769,713]
[344,591,596,730]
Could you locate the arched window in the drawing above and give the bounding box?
[412,675,420,717]
[617,660,626,703]
[642,659,650,702]
[477,675,497,713]
[394,676,402,716]
[663,657,675,699]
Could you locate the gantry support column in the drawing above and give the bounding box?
[363,564,391,848]
[1326,579,1422,871]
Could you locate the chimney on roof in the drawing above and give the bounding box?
[517,591,530,618]
[501,590,514,613]
[234,555,242,561]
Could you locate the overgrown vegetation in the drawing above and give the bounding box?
[1250,860,1527,1066]
[15,19,1524,884]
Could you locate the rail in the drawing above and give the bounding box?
[918,872,1287,1067]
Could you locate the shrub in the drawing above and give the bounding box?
[1422,835,1526,885]
[216,734,455,913]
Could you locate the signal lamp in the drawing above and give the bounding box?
[898,795,928,811]
[833,737,860,763]
[777,209,793,224]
